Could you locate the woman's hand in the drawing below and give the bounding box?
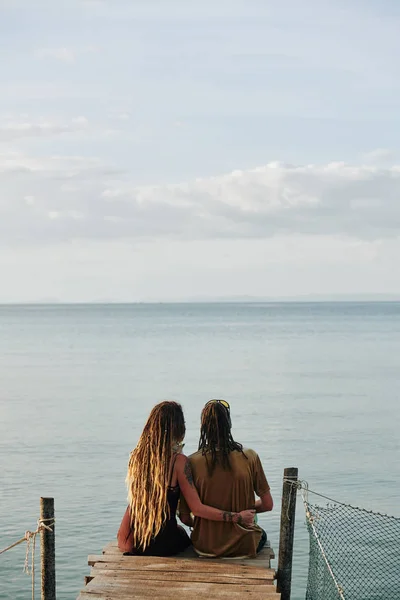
[179,510,194,528]
[238,509,256,526]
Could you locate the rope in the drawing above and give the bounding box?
[283,478,400,520]
[283,475,301,520]
[282,478,345,598]
[0,518,55,600]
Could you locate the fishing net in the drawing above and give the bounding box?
[303,488,400,600]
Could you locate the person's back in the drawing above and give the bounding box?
[188,447,269,557]
[180,400,273,558]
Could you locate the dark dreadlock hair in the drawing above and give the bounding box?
[198,400,246,476]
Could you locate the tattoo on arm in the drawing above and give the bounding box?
[184,458,194,487]
[222,511,234,523]
[222,511,243,525]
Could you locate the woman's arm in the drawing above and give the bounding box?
[117,506,134,552]
[175,454,255,526]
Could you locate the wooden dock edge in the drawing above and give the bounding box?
[78,541,280,599]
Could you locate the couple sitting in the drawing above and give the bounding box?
[118,399,273,558]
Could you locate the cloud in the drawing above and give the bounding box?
[35,46,98,62]
[36,47,75,62]
[0,116,89,142]
[0,156,399,245]
[113,113,130,121]
[362,149,395,164]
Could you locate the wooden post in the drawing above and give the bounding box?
[276,467,298,600]
[40,497,56,600]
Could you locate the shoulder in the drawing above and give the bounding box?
[242,448,259,461]
[186,450,204,467]
[177,450,202,462]
[188,450,202,460]
[175,452,199,470]
[175,453,189,468]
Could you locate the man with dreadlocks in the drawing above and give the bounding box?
[179,399,273,558]
[117,401,256,556]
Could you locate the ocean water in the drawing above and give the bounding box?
[0,302,399,600]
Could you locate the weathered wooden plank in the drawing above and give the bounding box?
[98,548,275,566]
[90,563,273,578]
[92,557,273,574]
[88,555,271,577]
[80,541,280,598]
[102,541,275,560]
[89,567,274,585]
[84,577,276,594]
[224,547,275,567]
[79,592,280,599]
[89,562,274,578]
[79,578,281,599]
[79,591,280,600]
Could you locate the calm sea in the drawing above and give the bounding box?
[0,302,399,599]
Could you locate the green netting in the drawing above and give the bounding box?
[304,493,400,600]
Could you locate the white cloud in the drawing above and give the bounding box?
[0,116,89,142]
[35,46,99,62]
[0,155,399,246]
[36,47,76,63]
[362,149,395,164]
[1,235,399,302]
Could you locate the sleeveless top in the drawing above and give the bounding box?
[117,454,191,556]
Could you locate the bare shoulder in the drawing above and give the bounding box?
[174,453,195,486]
[175,453,189,469]
[175,452,196,473]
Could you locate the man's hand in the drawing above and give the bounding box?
[237,509,256,526]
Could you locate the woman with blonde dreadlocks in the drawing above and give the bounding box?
[117,401,256,556]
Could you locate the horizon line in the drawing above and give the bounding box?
[1,296,400,306]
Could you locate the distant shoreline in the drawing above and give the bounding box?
[1,297,400,306]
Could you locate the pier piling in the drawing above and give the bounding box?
[276,467,298,600]
[40,497,56,600]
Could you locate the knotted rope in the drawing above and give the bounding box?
[0,517,55,600]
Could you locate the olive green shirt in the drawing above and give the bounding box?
[180,448,270,557]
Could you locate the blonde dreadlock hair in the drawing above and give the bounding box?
[126,401,185,551]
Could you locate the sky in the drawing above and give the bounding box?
[1,0,400,302]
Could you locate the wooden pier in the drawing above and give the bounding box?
[77,541,280,599]
[76,468,298,599]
